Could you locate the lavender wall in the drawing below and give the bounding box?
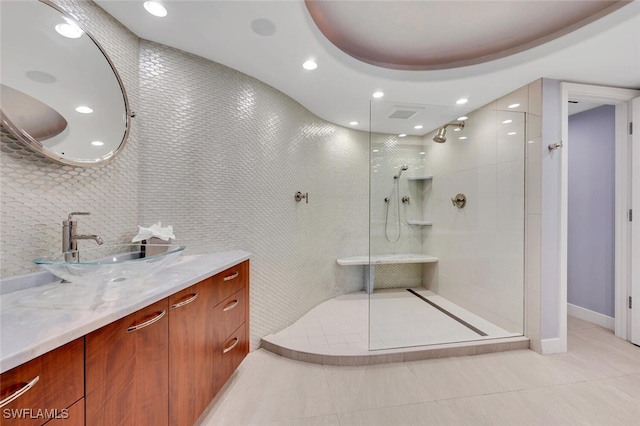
[567,105,615,317]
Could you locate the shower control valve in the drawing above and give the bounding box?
[402,196,410,205]
[451,193,467,209]
[294,191,308,204]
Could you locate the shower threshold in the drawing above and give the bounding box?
[261,288,528,365]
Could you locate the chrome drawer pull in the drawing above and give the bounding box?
[222,338,239,354]
[0,376,39,408]
[172,293,198,309]
[223,271,239,282]
[223,299,239,312]
[126,310,166,333]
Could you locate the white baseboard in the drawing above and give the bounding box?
[541,337,565,354]
[567,303,615,331]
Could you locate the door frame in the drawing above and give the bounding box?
[559,82,640,351]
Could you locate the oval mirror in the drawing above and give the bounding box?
[0,0,132,166]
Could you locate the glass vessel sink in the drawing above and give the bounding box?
[34,243,185,284]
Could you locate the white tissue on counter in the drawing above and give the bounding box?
[132,222,176,243]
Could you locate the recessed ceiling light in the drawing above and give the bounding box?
[419,152,425,155]
[459,136,468,140]
[144,1,167,17]
[398,134,407,137]
[372,149,380,152]
[502,119,513,124]
[414,125,423,130]
[457,116,468,121]
[372,91,384,98]
[76,106,93,114]
[91,141,104,146]
[251,18,276,36]
[55,19,83,38]
[303,60,318,70]
[508,103,520,109]
[456,98,468,105]
[508,132,517,135]
[349,121,358,126]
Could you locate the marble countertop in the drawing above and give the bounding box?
[337,254,439,266]
[0,250,250,373]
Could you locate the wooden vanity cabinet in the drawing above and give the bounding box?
[0,338,84,426]
[3,259,250,426]
[85,299,169,426]
[168,279,215,426]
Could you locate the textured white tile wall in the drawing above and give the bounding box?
[0,0,140,279]
[421,94,526,333]
[137,41,371,348]
[369,135,425,288]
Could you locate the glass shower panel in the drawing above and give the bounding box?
[368,99,525,350]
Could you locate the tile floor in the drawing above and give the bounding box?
[262,289,520,355]
[200,316,640,425]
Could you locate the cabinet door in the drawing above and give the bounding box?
[168,281,214,426]
[44,398,84,426]
[0,338,84,426]
[86,299,169,426]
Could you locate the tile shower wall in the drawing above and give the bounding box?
[0,0,140,278]
[421,88,528,333]
[137,41,370,348]
[370,135,425,288]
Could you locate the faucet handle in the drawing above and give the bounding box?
[67,211,90,221]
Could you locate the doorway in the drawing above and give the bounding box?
[559,83,640,350]
[567,103,616,330]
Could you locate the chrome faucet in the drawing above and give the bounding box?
[63,212,104,262]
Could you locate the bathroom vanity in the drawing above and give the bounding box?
[0,251,250,426]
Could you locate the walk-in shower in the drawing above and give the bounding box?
[369,99,525,350]
[262,97,528,361]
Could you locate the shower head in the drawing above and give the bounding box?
[394,165,409,179]
[433,121,464,143]
[433,127,447,143]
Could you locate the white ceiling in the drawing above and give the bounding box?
[94,0,640,135]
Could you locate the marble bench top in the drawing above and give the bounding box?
[337,254,439,266]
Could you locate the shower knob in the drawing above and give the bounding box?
[451,193,466,209]
[294,191,308,204]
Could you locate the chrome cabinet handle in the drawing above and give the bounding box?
[223,271,239,282]
[222,338,239,354]
[223,299,239,312]
[171,293,198,309]
[126,310,166,333]
[0,376,39,408]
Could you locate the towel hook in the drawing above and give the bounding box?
[548,141,563,151]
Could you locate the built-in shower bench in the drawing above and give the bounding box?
[337,254,438,294]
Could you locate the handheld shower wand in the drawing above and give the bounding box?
[385,165,409,242]
[394,165,409,179]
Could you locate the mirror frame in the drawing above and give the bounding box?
[0,0,133,167]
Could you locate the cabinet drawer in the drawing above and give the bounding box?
[0,338,83,426]
[212,288,246,350]
[212,261,248,306]
[213,324,248,396]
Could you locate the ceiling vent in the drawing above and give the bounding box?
[386,105,424,120]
